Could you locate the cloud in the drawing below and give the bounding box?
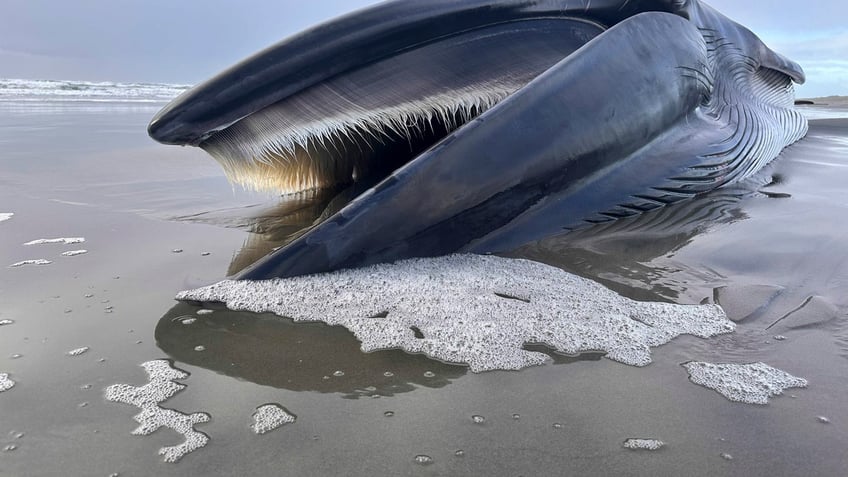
[760,31,848,97]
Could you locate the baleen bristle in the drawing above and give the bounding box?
[200,83,518,194]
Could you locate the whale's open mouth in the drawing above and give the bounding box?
[153,14,605,193]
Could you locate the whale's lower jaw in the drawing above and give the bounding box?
[147,0,807,280]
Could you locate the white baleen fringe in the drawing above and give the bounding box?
[201,82,519,194]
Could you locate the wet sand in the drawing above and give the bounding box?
[1,100,847,475]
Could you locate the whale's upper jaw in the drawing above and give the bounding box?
[147,0,673,145]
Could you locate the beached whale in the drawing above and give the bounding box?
[148,0,807,279]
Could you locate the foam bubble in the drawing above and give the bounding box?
[251,404,296,434]
[67,347,90,356]
[0,213,12,223]
[23,237,85,245]
[0,373,15,392]
[623,438,665,450]
[683,362,808,404]
[178,255,733,372]
[105,360,210,462]
[9,259,52,267]
[61,250,88,257]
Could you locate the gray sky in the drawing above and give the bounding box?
[0,0,844,97]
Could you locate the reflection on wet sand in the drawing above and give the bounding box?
[156,301,466,398]
[510,182,758,303]
[174,180,376,276]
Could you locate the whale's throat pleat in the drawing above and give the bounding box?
[199,18,604,193]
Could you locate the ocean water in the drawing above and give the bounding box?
[0,86,847,475]
[0,78,191,103]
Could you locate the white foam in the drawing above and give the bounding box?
[623,438,665,450]
[105,360,210,463]
[9,259,52,267]
[61,250,88,257]
[24,237,85,245]
[0,213,12,223]
[251,404,296,434]
[0,373,15,392]
[178,255,734,372]
[0,78,190,102]
[67,347,90,356]
[683,362,808,405]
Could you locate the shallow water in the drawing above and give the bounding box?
[1,100,847,475]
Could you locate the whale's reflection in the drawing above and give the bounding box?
[510,180,764,302]
[156,301,467,398]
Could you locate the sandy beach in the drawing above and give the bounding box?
[1,93,847,475]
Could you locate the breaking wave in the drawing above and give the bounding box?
[0,78,191,103]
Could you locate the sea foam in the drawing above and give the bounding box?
[683,361,808,404]
[0,373,15,392]
[8,259,52,268]
[178,255,734,372]
[24,237,85,245]
[251,404,296,434]
[623,438,665,450]
[105,360,210,462]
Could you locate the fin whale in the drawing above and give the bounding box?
[148,0,807,279]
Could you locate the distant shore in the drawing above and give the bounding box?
[798,95,848,106]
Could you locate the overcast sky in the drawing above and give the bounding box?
[0,0,844,97]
